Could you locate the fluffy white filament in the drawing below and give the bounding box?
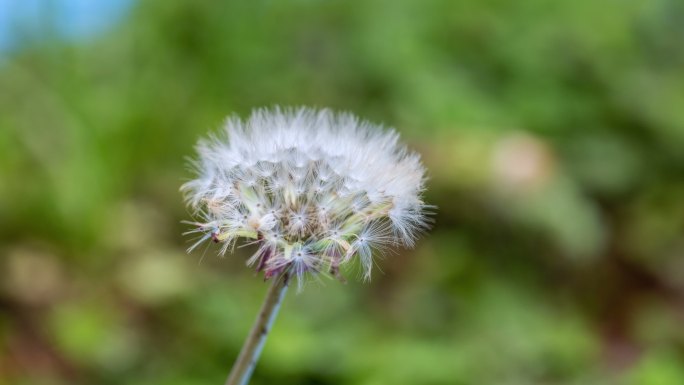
[182,107,429,286]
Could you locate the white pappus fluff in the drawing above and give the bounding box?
[182,107,430,287]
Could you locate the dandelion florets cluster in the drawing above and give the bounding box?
[182,107,429,285]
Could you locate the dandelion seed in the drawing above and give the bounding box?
[182,106,430,283]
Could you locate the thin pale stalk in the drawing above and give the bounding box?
[225,274,289,385]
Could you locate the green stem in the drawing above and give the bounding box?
[224,274,289,385]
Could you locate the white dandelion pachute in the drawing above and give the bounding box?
[182,107,430,286]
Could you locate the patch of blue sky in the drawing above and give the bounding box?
[0,0,134,53]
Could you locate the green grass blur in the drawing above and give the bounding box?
[2,1,684,384]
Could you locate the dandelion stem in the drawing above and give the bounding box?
[225,273,289,385]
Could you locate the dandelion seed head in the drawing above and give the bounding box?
[182,107,430,285]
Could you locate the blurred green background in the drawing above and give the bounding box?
[2,1,684,384]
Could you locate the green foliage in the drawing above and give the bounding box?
[2,0,684,384]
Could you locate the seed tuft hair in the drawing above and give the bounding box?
[182,107,430,287]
